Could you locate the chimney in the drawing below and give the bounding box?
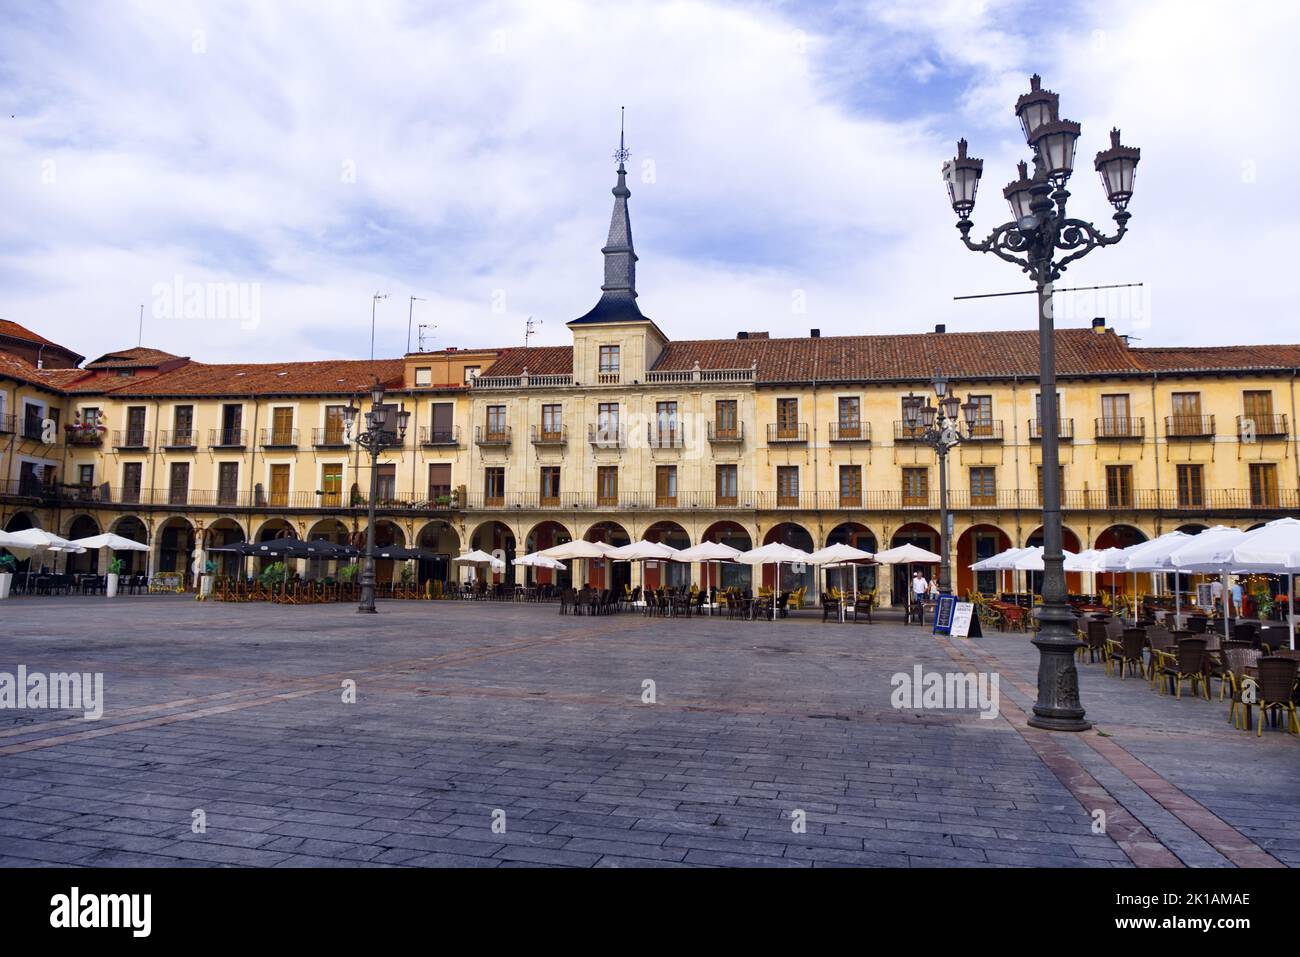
[737,331,749,340]
[934,324,946,334]
[810,329,820,338]
[1091,317,1106,334]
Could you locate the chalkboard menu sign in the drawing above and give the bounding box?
[950,602,981,638]
[931,595,957,635]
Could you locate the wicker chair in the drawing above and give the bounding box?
[1254,657,1299,737]
[1115,628,1147,679]
[1159,637,1210,699]
[1084,620,1111,667]
[1224,647,1262,729]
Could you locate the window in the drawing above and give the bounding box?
[716,464,737,505]
[1170,392,1203,436]
[126,406,147,446]
[1106,465,1133,508]
[777,466,799,506]
[169,461,190,506]
[597,466,618,506]
[1176,464,1204,508]
[966,396,993,437]
[902,467,928,506]
[837,397,861,438]
[427,402,454,443]
[415,367,432,386]
[715,399,738,438]
[1243,390,1275,436]
[970,467,996,506]
[1250,463,1278,508]
[463,366,480,384]
[269,464,290,507]
[82,407,101,427]
[23,402,44,441]
[484,467,505,506]
[655,465,677,507]
[1100,394,1131,437]
[218,462,239,505]
[220,404,243,445]
[1036,466,1065,507]
[776,398,799,438]
[541,404,562,439]
[173,405,194,445]
[540,466,561,505]
[375,465,396,502]
[599,345,620,375]
[319,464,342,507]
[428,463,451,502]
[78,464,94,487]
[486,405,507,439]
[596,402,620,444]
[271,407,294,446]
[839,465,862,507]
[655,401,678,445]
[324,405,347,444]
[122,463,143,504]
[1034,392,1063,437]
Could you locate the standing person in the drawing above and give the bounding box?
[1230,577,1244,620]
[1210,577,1224,616]
[911,570,929,624]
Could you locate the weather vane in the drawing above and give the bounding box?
[613,106,630,166]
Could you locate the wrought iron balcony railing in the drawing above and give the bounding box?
[419,425,461,447]
[160,429,197,449]
[962,421,1004,442]
[647,425,685,449]
[209,428,248,448]
[1237,414,1288,439]
[475,425,511,447]
[828,422,871,442]
[113,429,151,450]
[1165,414,1215,439]
[260,428,299,449]
[312,427,349,448]
[1028,418,1074,440]
[766,422,808,443]
[531,425,567,446]
[587,423,626,448]
[707,422,743,443]
[1095,416,1145,440]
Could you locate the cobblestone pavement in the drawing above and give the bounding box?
[0,596,1295,868]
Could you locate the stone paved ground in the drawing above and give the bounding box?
[0,596,1296,868]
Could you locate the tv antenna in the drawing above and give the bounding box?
[369,292,388,360]
[406,295,426,354]
[417,323,436,353]
[524,315,541,347]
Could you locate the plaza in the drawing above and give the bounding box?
[0,596,1295,868]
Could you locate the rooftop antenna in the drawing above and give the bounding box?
[417,323,436,353]
[370,291,388,361]
[406,295,426,354]
[524,315,541,347]
[613,106,629,168]
[137,304,144,347]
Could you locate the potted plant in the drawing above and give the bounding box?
[199,559,216,599]
[339,562,359,583]
[106,557,124,597]
[0,553,15,600]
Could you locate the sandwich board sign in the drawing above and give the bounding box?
[949,601,980,638]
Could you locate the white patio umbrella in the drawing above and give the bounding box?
[0,528,86,590]
[1121,530,1193,626]
[68,532,149,552]
[538,539,617,588]
[1221,517,1300,649]
[808,543,875,620]
[1093,547,1132,615]
[971,546,1032,599]
[1169,526,1248,638]
[735,542,814,620]
[607,540,680,596]
[873,543,942,619]
[453,549,506,582]
[513,553,566,570]
[671,540,739,596]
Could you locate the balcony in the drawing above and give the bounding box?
[647,425,685,449]
[531,425,567,447]
[707,422,744,444]
[65,428,105,447]
[893,421,926,443]
[1238,414,1288,439]
[160,429,197,449]
[962,421,1004,442]
[0,414,14,434]
[828,422,871,443]
[420,425,461,448]
[312,427,349,449]
[1165,414,1215,439]
[596,372,620,385]
[1028,418,1074,441]
[475,425,511,447]
[209,428,248,449]
[260,428,299,449]
[587,423,626,449]
[767,422,809,444]
[113,429,151,450]
[1095,417,1145,440]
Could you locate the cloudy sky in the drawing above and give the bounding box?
[1,0,1295,364]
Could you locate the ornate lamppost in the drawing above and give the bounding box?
[944,74,1139,731]
[901,373,980,596]
[344,382,410,614]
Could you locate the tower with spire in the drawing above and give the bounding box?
[567,109,668,384]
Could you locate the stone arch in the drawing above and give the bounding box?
[1095,524,1149,599]
[207,517,248,577]
[1025,525,1084,595]
[888,522,941,607]
[761,522,815,594]
[955,523,1012,598]
[107,515,149,576]
[4,511,38,532]
[701,520,752,591]
[826,521,878,596]
[643,520,691,589]
[525,521,572,587]
[63,514,102,573]
[154,516,196,582]
[469,520,515,584]
[583,521,630,591]
[415,519,460,586]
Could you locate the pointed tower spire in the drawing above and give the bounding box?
[571,107,647,325]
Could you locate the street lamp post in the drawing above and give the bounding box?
[901,373,980,596]
[344,382,410,614]
[944,74,1139,731]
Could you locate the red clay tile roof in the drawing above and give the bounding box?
[0,354,95,392]
[653,328,1147,382]
[482,346,574,377]
[104,358,407,397]
[1132,344,1300,372]
[0,319,84,361]
[85,347,187,369]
